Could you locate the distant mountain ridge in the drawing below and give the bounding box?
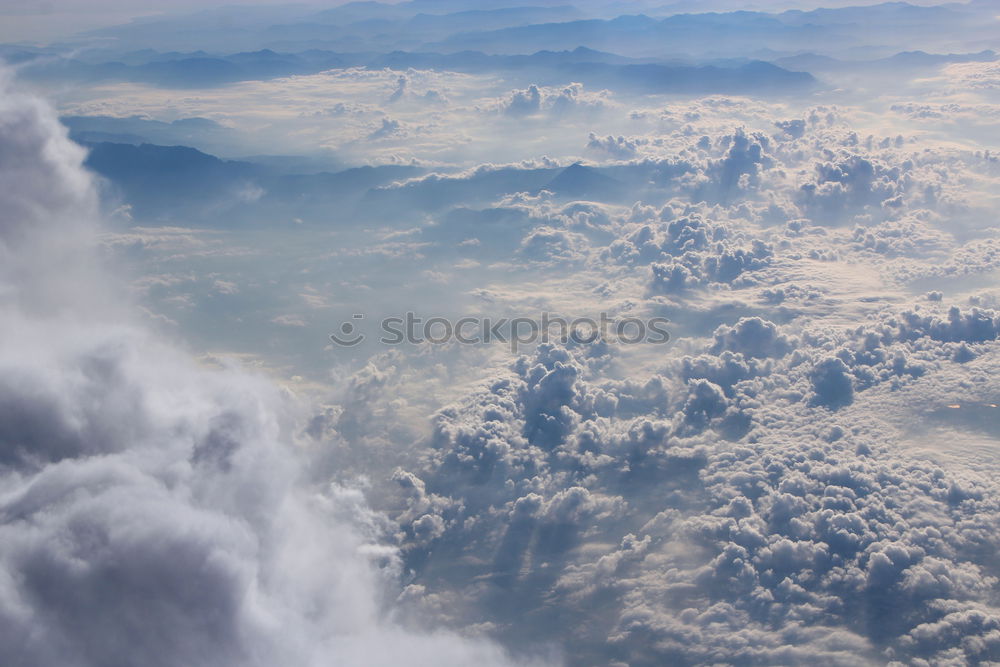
[79,140,668,225]
[82,141,424,224]
[14,46,815,93]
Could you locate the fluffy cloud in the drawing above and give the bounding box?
[388,301,1000,663]
[587,132,643,159]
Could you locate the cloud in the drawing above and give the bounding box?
[809,355,855,407]
[368,117,404,141]
[711,317,795,359]
[586,133,642,159]
[503,84,542,117]
[500,82,609,119]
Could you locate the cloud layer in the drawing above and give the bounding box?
[4,1,1000,665]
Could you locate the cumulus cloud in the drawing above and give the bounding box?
[586,132,643,159]
[387,301,1000,663]
[351,109,1000,663]
[503,84,542,117]
[500,82,609,118]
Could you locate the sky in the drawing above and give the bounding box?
[1,1,1000,666]
[0,0,975,43]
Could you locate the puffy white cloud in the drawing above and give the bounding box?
[503,84,542,117]
[587,132,643,159]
